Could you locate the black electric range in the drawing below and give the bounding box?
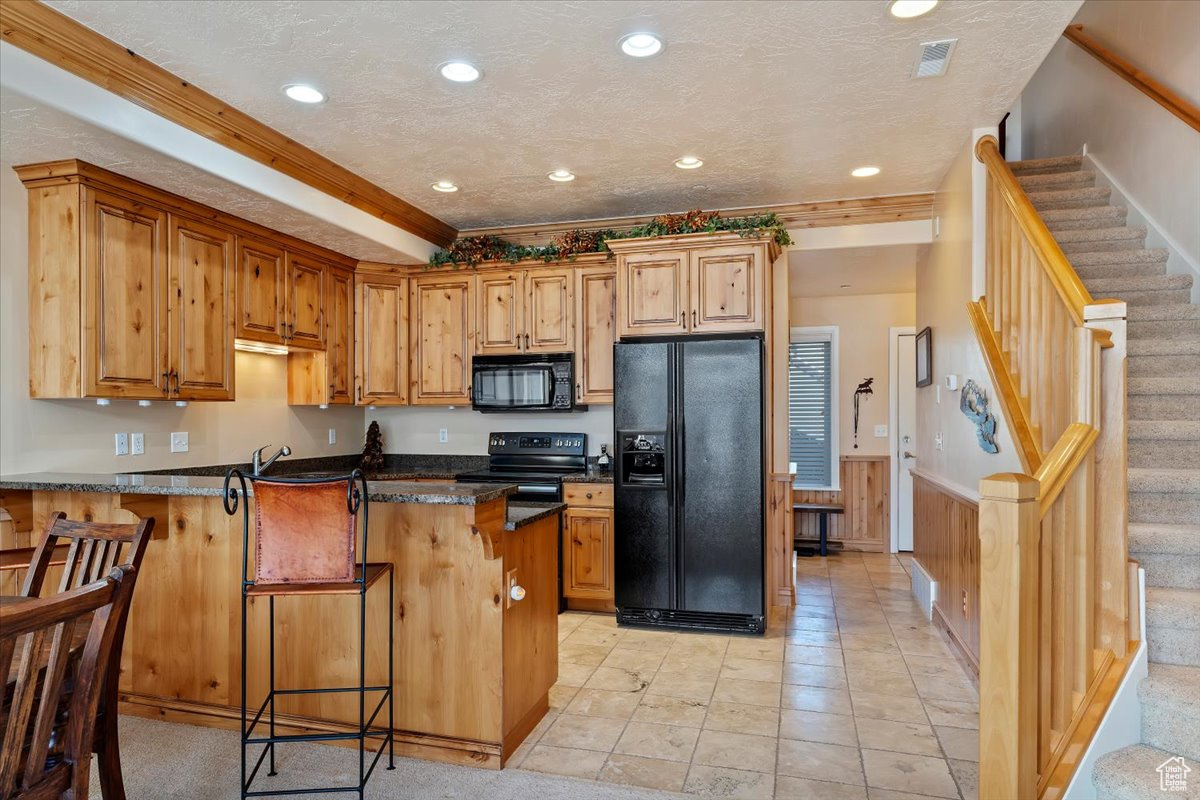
[455,432,587,503]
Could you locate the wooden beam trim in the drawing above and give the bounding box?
[0,0,456,247]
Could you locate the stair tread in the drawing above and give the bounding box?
[1094,744,1198,800]
[1086,275,1194,293]
[1027,186,1112,204]
[1130,522,1200,556]
[1145,586,1200,630]
[1054,225,1147,243]
[1070,248,1170,266]
[1042,205,1126,222]
[1128,339,1200,356]
[1010,154,1083,172]
[1017,170,1096,188]
[1129,420,1200,441]
[1141,663,1200,714]
[1128,303,1200,321]
[1129,467,1200,494]
[1129,376,1200,396]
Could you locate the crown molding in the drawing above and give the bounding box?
[0,0,456,248]
[459,193,934,247]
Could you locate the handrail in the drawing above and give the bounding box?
[975,137,1112,349]
[1063,24,1200,134]
[967,299,1043,474]
[1035,422,1099,519]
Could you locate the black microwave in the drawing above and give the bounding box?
[471,353,577,412]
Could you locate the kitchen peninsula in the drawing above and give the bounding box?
[0,470,560,769]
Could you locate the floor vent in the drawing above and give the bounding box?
[618,608,766,635]
[912,38,957,78]
[910,559,937,620]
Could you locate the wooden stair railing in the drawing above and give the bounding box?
[1063,24,1200,134]
[972,136,1137,800]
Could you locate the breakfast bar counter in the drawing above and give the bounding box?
[0,473,559,769]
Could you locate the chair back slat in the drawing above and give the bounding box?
[0,567,134,800]
[48,537,80,596]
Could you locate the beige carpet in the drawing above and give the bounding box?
[89,716,683,800]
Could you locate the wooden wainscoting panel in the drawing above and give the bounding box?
[792,456,889,552]
[912,471,981,671]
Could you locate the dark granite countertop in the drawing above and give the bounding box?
[0,472,513,506]
[505,502,566,531]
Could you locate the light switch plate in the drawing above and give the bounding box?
[170,431,189,453]
[328,428,337,445]
[935,432,944,451]
[945,374,959,391]
[114,433,129,456]
[438,428,448,443]
[874,424,888,438]
[130,433,144,455]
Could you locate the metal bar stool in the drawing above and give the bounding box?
[223,469,394,799]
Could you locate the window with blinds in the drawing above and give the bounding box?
[789,335,834,488]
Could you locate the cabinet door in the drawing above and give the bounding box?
[235,237,286,345]
[475,271,522,354]
[356,275,408,406]
[410,274,473,404]
[168,216,236,400]
[690,244,765,333]
[526,268,573,352]
[82,189,169,398]
[326,268,355,405]
[563,508,613,602]
[286,253,326,349]
[575,267,616,404]
[617,250,688,337]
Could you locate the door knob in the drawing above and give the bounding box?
[903,451,915,459]
[509,584,526,602]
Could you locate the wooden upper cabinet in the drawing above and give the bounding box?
[326,268,355,404]
[82,189,169,398]
[356,273,408,406]
[690,244,765,333]
[617,250,688,337]
[286,254,326,349]
[575,267,616,405]
[475,271,522,354]
[410,273,473,405]
[526,268,573,352]
[168,216,235,401]
[236,237,286,345]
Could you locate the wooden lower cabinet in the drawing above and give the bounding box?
[562,483,615,611]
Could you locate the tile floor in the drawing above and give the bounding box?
[510,551,980,800]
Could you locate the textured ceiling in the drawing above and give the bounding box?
[0,88,412,262]
[44,0,1082,230]
[789,244,923,297]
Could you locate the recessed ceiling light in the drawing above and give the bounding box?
[548,169,576,182]
[888,0,939,19]
[619,32,664,58]
[283,84,325,104]
[675,156,703,170]
[439,61,481,83]
[851,166,881,177]
[431,180,459,193]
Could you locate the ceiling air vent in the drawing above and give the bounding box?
[912,38,957,78]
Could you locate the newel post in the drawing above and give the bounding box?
[978,472,1040,800]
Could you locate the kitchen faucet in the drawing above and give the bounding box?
[252,444,291,475]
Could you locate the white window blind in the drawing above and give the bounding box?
[789,337,833,488]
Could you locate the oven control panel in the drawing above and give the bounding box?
[488,432,586,455]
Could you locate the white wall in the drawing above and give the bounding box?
[0,162,365,474]
[914,136,1021,496]
[789,292,916,458]
[1018,0,1200,266]
[369,407,613,457]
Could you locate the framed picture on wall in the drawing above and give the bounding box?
[915,327,932,387]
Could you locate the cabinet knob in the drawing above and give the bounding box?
[509,584,526,602]
[586,492,593,499]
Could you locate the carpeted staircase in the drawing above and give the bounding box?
[1011,155,1200,800]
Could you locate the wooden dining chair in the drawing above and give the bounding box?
[0,564,137,799]
[2,512,154,800]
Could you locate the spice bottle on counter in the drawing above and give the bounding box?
[597,444,611,476]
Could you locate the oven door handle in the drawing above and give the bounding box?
[516,484,559,495]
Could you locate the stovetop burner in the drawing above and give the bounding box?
[454,432,588,502]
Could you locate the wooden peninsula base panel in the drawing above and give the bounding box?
[0,486,558,769]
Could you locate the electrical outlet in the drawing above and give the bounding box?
[130,433,144,455]
[438,428,448,443]
[170,431,189,453]
[328,428,337,445]
[935,432,943,451]
[114,433,129,456]
[874,424,888,438]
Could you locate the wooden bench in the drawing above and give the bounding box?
[792,502,844,557]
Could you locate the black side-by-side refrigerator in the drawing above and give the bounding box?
[613,335,765,634]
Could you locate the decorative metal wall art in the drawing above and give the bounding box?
[852,377,874,449]
[960,379,999,454]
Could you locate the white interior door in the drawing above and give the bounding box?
[897,334,917,551]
